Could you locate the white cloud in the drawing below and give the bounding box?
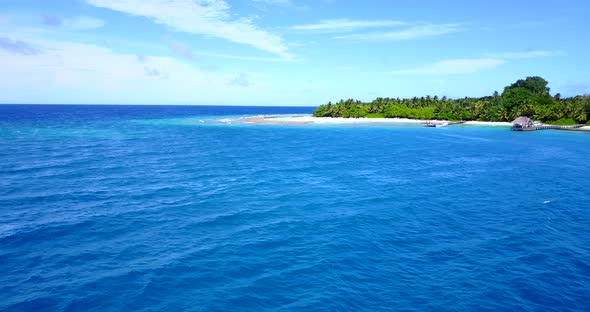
[228,72,253,87]
[292,19,407,31]
[63,16,105,30]
[0,35,273,104]
[42,15,63,27]
[252,0,292,6]
[486,50,565,59]
[169,40,194,59]
[42,15,105,30]
[390,50,561,76]
[334,24,461,41]
[0,37,40,55]
[165,40,294,62]
[194,50,296,62]
[85,0,289,57]
[394,58,505,75]
[250,0,309,12]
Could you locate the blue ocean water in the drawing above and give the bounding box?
[0,104,589,312]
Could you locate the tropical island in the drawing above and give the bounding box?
[312,77,590,126]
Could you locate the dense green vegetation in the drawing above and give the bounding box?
[313,77,590,124]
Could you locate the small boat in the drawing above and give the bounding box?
[425,120,449,127]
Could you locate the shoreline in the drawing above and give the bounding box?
[238,115,590,131]
[240,115,513,126]
[564,126,590,132]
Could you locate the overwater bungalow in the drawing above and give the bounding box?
[512,116,536,131]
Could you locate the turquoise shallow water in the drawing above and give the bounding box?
[0,105,589,311]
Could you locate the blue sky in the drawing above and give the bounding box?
[0,0,588,105]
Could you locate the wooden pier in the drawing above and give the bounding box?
[535,125,584,130]
[511,116,586,132]
[512,124,585,131]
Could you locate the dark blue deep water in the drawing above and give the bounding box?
[1,105,589,311]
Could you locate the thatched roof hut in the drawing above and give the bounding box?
[512,116,534,126]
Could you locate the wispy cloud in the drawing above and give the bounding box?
[64,16,105,30]
[42,15,105,30]
[85,0,289,56]
[394,58,505,75]
[486,50,565,59]
[144,67,168,79]
[0,37,40,55]
[0,34,270,104]
[42,15,63,27]
[292,19,407,32]
[228,73,253,87]
[334,24,461,41]
[252,0,293,6]
[167,40,294,62]
[136,54,147,63]
[169,41,194,59]
[250,0,309,12]
[194,50,294,62]
[391,49,562,76]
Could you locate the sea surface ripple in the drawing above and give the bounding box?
[0,105,589,311]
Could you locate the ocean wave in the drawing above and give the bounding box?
[1,106,589,311]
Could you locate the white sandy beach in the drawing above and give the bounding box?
[272,116,429,124]
[240,115,513,126]
[238,116,590,131]
[463,121,512,126]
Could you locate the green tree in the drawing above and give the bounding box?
[505,76,550,96]
[312,77,586,123]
